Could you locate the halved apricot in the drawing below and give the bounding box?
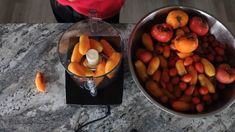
[166,10,189,29]
[174,33,198,53]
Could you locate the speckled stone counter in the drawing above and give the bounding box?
[0,24,235,132]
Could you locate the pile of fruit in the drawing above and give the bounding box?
[134,9,235,113]
[68,35,121,85]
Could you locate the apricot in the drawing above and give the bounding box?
[71,43,83,63]
[35,71,46,93]
[196,104,204,112]
[189,16,209,36]
[162,69,170,82]
[172,101,190,111]
[166,10,189,29]
[79,35,90,55]
[194,62,204,73]
[136,49,153,63]
[181,73,192,83]
[163,45,171,58]
[135,60,148,82]
[175,59,187,76]
[183,56,193,66]
[142,33,154,51]
[192,97,200,104]
[187,65,198,85]
[159,56,168,68]
[179,95,192,103]
[184,86,195,96]
[201,58,215,77]
[169,43,176,50]
[90,39,103,53]
[151,23,173,42]
[105,52,121,78]
[152,70,161,82]
[100,39,115,57]
[95,60,106,86]
[147,56,160,75]
[216,64,235,84]
[95,60,106,77]
[145,80,163,98]
[174,33,198,53]
[198,74,215,93]
[68,62,86,76]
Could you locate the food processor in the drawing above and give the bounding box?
[58,18,123,105]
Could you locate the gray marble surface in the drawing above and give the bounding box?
[0,23,235,132]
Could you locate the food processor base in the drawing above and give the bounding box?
[65,64,123,105]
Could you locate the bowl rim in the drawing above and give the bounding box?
[128,5,235,118]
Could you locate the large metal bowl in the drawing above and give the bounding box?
[128,6,235,117]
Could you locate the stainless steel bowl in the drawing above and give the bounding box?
[128,6,235,117]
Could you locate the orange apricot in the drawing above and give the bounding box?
[100,39,115,57]
[95,60,106,86]
[71,43,83,63]
[90,39,103,53]
[166,10,189,29]
[79,35,90,55]
[174,33,198,53]
[35,71,46,93]
[105,52,121,78]
[68,62,86,76]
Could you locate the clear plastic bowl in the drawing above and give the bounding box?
[58,19,122,96]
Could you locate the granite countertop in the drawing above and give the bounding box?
[0,23,235,132]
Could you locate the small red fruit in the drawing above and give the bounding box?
[185,86,195,96]
[160,96,169,103]
[169,68,178,76]
[202,94,212,102]
[192,97,200,104]
[136,49,153,63]
[181,74,192,83]
[199,86,209,95]
[196,103,204,112]
[179,82,187,91]
[194,62,204,73]
[184,57,193,66]
[192,54,201,62]
[215,47,224,56]
[172,76,180,85]
[155,45,163,54]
